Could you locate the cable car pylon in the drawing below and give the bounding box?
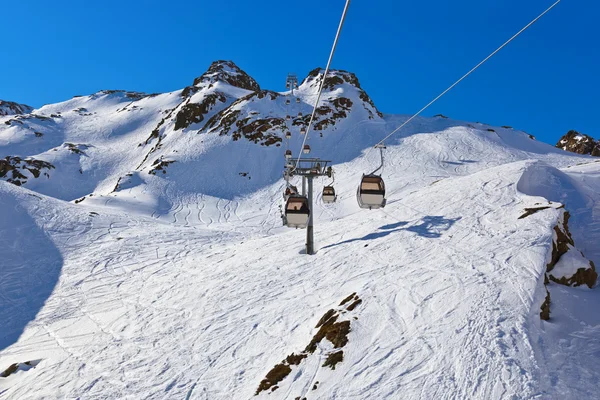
[281,0,350,255]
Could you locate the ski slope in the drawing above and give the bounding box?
[0,63,598,399]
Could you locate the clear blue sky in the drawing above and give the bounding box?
[1,0,597,144]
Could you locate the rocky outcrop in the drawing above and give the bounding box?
[0,100,33,116]
[192,60,260,92]
[255,293,361,395]
[148,158,175,175]
[540,211,597,319]
[301,68,383,120]
[0,360,40,378]
[0,156,54,186]
[205,90,284,146]
[556,130,600,157]
[174,92,227,131]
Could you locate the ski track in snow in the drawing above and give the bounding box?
[1,83,599,398]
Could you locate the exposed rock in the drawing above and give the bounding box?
[255,363,291,395]
[556,130,600,156]
[301,68,360,90]
[0,360,40,378]
[540,287,551,320]
[316,309,337,328]
[518,206,551,219]
[540,210,597,319]
[285,353,307,366]
[301,68,383,119]
[255,294,362,395]
[0,100,33,116]
[346,298,362,311]
[205,91,284,146]
[149,158,175,175]
[546,212,575,273]
[193,60,260,92]
[323,350,344,370]
[549,260,597,289]
[174,92,227,131]
[0,156,54,186]
[95,90,148,101]
[339,292,357,306]
[64,143,90,155]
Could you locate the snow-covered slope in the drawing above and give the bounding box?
[0,61,598,399]
[0,100,33,116]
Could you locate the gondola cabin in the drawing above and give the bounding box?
[285,195,310,228]
[285,131,292,139]
[285,149,292,159]
[322,186,336,203]
[357,174,386,209]
[296,97,301,103]
[300,127,306,135]
[297,112,303,117]
[285,99,291,105]
[303,145,311,154]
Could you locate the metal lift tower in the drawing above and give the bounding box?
[286,158,332,255]
[286,73,298,95]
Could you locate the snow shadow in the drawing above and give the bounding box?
[441,159,478,165]
[323,216,460,249]
[0,197,63,352]
[405,216,461,238]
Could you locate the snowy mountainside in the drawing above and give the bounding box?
[0,100,33,116]
[1,159,598,399]
[0,61,599,399]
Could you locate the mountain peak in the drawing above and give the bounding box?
[556,130,600,157]
[192,60,260,92]
[299,67,382,119]
[301,68,361,90]
[0,100,33,116]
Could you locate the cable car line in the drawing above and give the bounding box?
[357,0,561,210]
[294,0,351,171]
[369,0,561,155]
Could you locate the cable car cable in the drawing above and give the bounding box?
[366,0,561,159]
[293,0,351,170]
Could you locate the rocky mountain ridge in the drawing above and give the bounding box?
[0,60,385,199]
[556,129,600,156]
[0,100,33,116]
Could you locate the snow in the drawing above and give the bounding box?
[0,67,599,399]
[550,247,591,280]
[0,101,33,116]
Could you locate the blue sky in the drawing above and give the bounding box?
[1,0,597,144]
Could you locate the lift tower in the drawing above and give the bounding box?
[286,73,298,95]
[286,158,332,255]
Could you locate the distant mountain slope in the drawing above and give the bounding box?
[556,129,600,156]
[0,60,592,206]
[0,100,33,116]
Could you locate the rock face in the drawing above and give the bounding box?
[0,100,33,116]
[546,211,597,289]
[174,92,227,131]
[192,60,260,91]
[204,90,285,147]
[301,67,383,121]
[541,211,598,320]
[0,156,55,186]
[556,130,600,156]
[255,293,362,395]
